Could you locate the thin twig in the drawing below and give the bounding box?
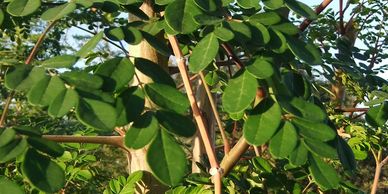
[0,91,15,128]
[167,35,222,194]
[299,0,334,31]
[25,20,58,64]
[199,72,230,154]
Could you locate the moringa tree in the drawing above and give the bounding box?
[0,0,387,193]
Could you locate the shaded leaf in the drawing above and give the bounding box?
[269,122,298,158]
[145,83,190,114]
[76,98,117,131]
[48,88,79,118]
[0,177,24,194]
[147,130,188,186]
[308,154,340,190]
[116,87,145,126]
[155,110,196,137]
[125,112,159,149]
[27,137,65,157]
[243,98,282,145]
[22,149,65,193]
[95,57,135,92]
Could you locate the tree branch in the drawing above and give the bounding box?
[371,153,388,194]
[167,35,222,194]
[220,137,250,175]
[43,135,128,151]
[299,0,334,31]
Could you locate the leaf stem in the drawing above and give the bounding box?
[167,35,222,194]
[199,72,230,154]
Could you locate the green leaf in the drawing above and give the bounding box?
[249,12,281,26]
[246,57,274,79]
[237,0,260,9]
[366,102,388,128]
[249,22,270,45]
[5,65,30,90]
[134,58,176,87]
[213,27,234,42]
[147,130,188,186]
[7,0,41,16]
[61,71,103,90]
[115,87,145,126]
[0,128,16,147]
[124,26,143,45]
[262,0,284,9]
[193,0,217,11]
[48,88,79,118]
[41,55,79,68]
[269,122,298,158]
[292,117,336,141]
[105,27,125,41]
[12,126,42,137]
[76,32,104,58]
[189,33,219,73]
[303,139,338,159]
[271,22,300,35]
[226,21,252,43]
[243,98,282,145]
[41,2,77,21]
[76,98,117,131]
[289,142,308,166]
[28,76,66,107]
[222,70,258,113]
[0,177,24,194]
[0,138,28,163]
[285,0,317,20]
[0,9,5,26]
[155,110,196,137]
[155,0,174,5]
[124,112,159,149]
[308,154,340,190]
[164,0,202,34]
[27,137,64,157]
[289,97,326,122]
[337,138,357,172]
[194,14,223,25]
[286,36,322,65]
[22,149,65,193]
[268,29,288,53]
[145,83,190,114]
[95,57,135,92]
[141,31,172,56]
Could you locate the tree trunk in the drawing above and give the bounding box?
[126,1,168,193]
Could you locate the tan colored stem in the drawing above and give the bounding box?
[167,35,222,194]
[371,155,388,194]
[220,137,250,176]
[43,135,128,151]
[25,20,58,65]
[299,0,334,31]
[199,72,230,154]
[0,91,15,127]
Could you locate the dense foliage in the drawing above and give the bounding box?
[0,0,387,193]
